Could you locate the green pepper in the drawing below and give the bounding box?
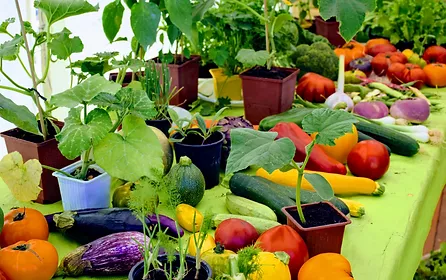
[112,182,134,208]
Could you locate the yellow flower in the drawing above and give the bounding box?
[283,0,292,6]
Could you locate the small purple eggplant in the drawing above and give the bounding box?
[349,56,372,75]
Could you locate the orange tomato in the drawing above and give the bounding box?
[365,38,391,52]
[423,63,446,87]
[298,253,354,280]
[334,41,365,68]
[0,208,49,248]
[0,239,59,280]
[312,125,358,164]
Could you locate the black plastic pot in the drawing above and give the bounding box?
[173,130,224,189]
[145,119,171,137]
[128,254,212,280]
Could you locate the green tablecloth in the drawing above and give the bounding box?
[1,89,446,280]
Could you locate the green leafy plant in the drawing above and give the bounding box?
[415,243,446,280]
[191,211,213,279]
[0,0,97,140]
[189,97,232,117]
[168,107,227,144]
[225,108,357,223]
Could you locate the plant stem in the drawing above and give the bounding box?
[14,0,48,140]
[17,56,32,78]
[264,0,270,55]
[69,56,74,88]
[0,66,29,91]
[0,85,32,96]
[78,148,92,180]
[41,165,76,179]
[38,26,51,84]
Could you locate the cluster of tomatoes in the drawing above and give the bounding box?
[0,208,58,280]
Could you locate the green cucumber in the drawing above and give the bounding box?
[258,107,315,131]
[212,214,280,234]
[226,193,277,222]
[357,131,392,155]
[355,121,419,156]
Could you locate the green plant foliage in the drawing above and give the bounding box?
[102,0,124,43]
[35,0,99,27]
[48,28,84,60]
[415,243,446,279]
[0,18,14,34]
[56,108,113,160]
[0,35,23,61]
[51,74,121,108]
[319,0,375,42]
[94,115,165,182]
[0,93,41,135]
[235,49,269,68]
[130,2,161,51]
[165,0,193,39]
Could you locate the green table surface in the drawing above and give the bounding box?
[1,88,446,280]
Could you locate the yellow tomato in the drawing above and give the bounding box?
[402,49,414,59]
[250,252,291,280]
[187,233,216,256]
[175,204,203,232]
[312,124,358,164]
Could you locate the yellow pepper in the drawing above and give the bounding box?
[250,252,291,280]
[187,232,216,256]
[175,204,203,232]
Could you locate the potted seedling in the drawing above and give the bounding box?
[168,108,226,189]
[0,0,97,203]
[226,108,357,257]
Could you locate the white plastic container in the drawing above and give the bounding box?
[53,161,111,211]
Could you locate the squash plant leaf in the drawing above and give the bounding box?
[165,0,193,39]
[0,93,41,135]
[303,173,334,200]
[0,35,23,61]
[319,0,375,42]
[35,0,99,27]
[94,115,164,182]
[48,28,84,60]
[192,0,215,22]
[51,74,121,108]
[91,88,156,120]
[0,152,42,202]
[102,0,124,43]
[236,49,269,68]
[130,2,161,51]
[0,18,14,34]
[56,107,113,160]
[301,108,357,146]
[226,129,296,174]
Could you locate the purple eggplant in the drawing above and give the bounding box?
[57,232,147,276]
[45,208,183,244]
[349,56,372,75]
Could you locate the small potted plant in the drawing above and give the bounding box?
[0,0,96,203]
[168,108,226,189]
[229,0,300,125]
[226,108,357,257]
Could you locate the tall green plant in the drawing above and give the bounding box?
[0,0,97,140]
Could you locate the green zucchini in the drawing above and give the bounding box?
[357,131,392,155]
[211,214,280,234]
[226,193,277,222]
[355,121,419,156]
[258,107,315,131]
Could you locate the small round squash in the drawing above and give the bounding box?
[298,253,354,280]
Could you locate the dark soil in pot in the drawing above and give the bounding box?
[291,202,347,228]
[145,119,171,137]
[70,167,102,181]
[129,254,212,280]
[179,130,223,145]
[242,66,290,80]
[2,120,60,143]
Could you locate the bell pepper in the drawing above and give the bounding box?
[271,122,347,175]
[111,182,134,208]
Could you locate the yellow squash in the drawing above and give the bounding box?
[201,243,236,277]
[250,252,291,280]
[311,124,358,164]
[187,233,216,256]
[175,204,203,232]
[339,198,365,217]
[256,168,385,196]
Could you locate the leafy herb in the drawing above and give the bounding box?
[415,243,446,279]
[236,49,269,69]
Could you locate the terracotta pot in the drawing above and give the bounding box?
[0,122,76,203]
[240,66,299,125]
[314,16,346,47]
[154,55,200,109]
[109,71,136,87]
[282,201,351,257]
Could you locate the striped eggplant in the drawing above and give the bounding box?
[45,208,184,244]
[57,232,150,276]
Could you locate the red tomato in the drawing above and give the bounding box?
[295,73,336,103]
[366,43,397,57]
[371,52,407,76]
[387,63,427,89]
[422,46,446,64]
[215,218,259,252]
[347,140,390,180]
[256,225,309,279]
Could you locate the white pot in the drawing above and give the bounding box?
[53,161,111,211]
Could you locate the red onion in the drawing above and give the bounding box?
[390,98,430,124]
[353,101,389,119]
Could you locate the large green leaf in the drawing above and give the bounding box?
[91,88,156,120]
[0,93,41,135]
[235,49,269,68]
[51,74,121,108]
[0,18,14,34]
[130,2,161,51]
[225,129,296,174]
[35,0,99,27]
[192,0,215,22]
[319,0,375,42]
[102,0,124,43]
[0,35,23,61]
[301,108,357,146]
[94,115,164,182]
[165,0,193,39]
[303,173,334,200]
[48,28,83,60]
[56,107,112,160]
[0,152,42,202]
